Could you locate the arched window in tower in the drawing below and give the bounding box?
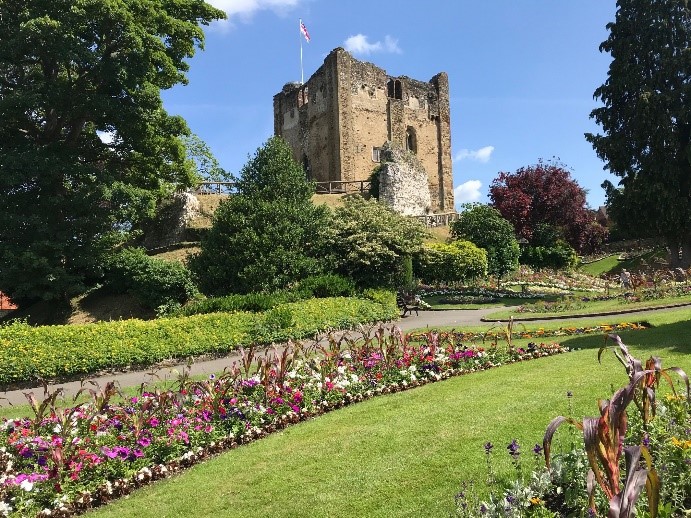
[386,78,402,100]
[406,127,417,154]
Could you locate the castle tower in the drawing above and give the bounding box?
[273,47,454,212]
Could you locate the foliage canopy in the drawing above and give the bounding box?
[0,0,225,305]
[489,160,607,254]
[585,0,691,266]
[326,195,428,288]
[450,204,520,280]
[414,241,488,284]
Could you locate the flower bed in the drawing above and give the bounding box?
[408,322,648,344]
[437,296,500,305]
[453,338,690,517]
[419,287,543,300]
[0,328,570,517]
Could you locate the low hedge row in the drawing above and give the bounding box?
[0,292,398,385]
[171,274,358,317]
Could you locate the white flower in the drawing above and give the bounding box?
[20,479,34,492]
[0,501,11,516]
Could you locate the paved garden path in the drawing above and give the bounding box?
[1,304,682,407]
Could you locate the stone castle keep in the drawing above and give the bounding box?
[273,47,454,212]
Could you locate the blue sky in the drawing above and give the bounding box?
[162,0,618,210]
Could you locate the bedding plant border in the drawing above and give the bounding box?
[0,324,583,517]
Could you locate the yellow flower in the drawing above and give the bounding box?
[529,497,543,506]
[670,437,691,449]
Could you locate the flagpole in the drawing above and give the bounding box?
[299,19,304,84]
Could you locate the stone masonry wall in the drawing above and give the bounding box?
[378,144,432,216]
[273,47,454,212]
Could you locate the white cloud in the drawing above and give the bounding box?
[454,180,483,208]
[454,145,495,163]
[208,0,300,22]
[343,34,402,56]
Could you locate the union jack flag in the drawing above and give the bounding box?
[300,19,311,42]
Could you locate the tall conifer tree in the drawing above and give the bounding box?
[586,0,691,267]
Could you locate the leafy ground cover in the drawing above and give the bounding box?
[0,294,397,386]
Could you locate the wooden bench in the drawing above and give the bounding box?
[396,293,420,317]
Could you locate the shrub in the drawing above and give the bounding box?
[361,288,398,309]
[0,296,397,385]
[189,137,331,295]
[451,204,520,280]
[172,291,301,317]
[520,242,578,270]
[105,248,198,309]
[296,274,356,298]
[326,195,428,288]
[397,255,416,292]
[415,241,488,284]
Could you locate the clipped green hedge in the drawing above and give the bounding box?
[414,241,488,284]
[0,295,398,385]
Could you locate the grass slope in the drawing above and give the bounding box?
[85,310,691,518]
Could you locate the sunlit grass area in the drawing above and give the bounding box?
[78,309,690,517]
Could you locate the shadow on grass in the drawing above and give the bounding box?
[558,318,691,357]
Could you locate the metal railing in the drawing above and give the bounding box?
[195,180,371,196]
[194,182,236,195]
[193,181,457,227]
[413,212,460,228]
[314,180,371,194]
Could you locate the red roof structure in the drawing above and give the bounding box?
[0,291,17,310]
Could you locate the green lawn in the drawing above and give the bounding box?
[577,247,668,277]
[578,254,621,276]
[82,309,691,517]
[484,293,691,320]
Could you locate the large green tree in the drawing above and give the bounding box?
[0,0,225,305]
[450,204,520,281]
[189,137,331,295]
[586,0,691,267]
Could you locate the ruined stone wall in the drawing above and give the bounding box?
[273,61,341,182]
[378,144,432,216]
[273,47,454,211]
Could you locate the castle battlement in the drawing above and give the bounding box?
[273,47,454,212]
